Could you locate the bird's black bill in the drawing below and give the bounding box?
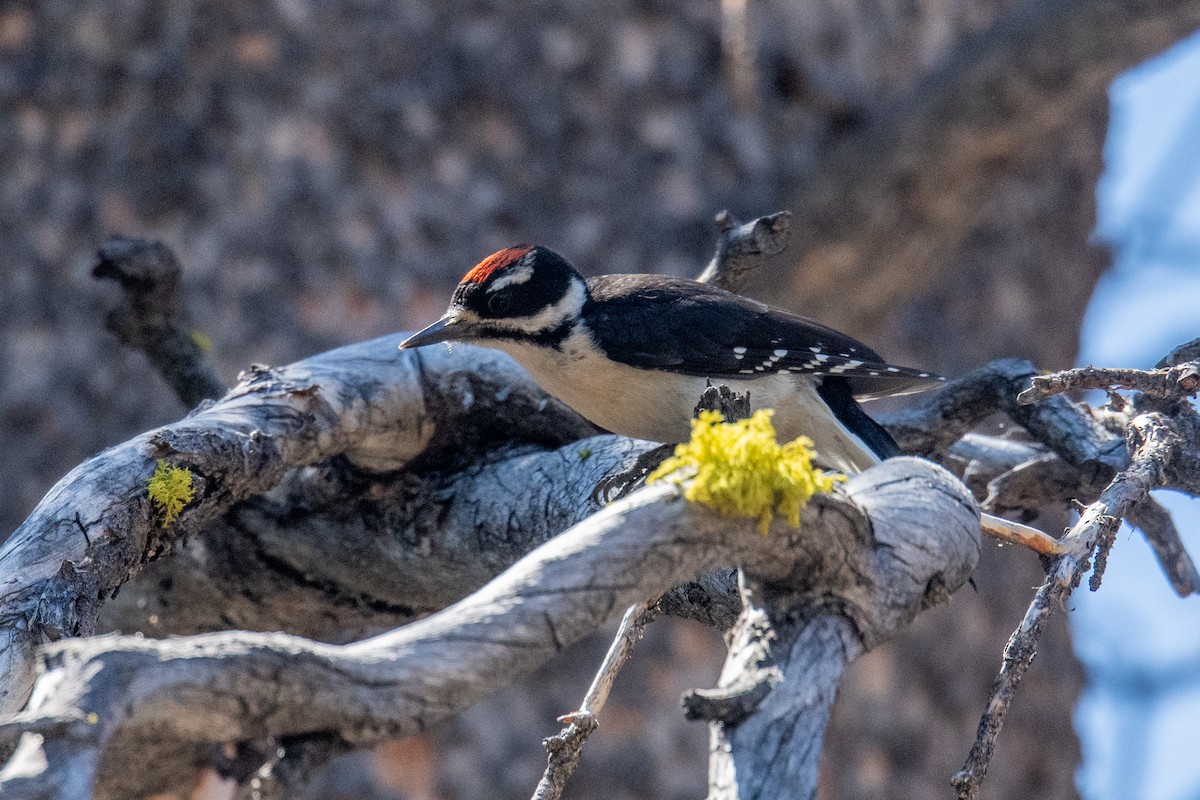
[399,316,472,349]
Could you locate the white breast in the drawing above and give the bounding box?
[491,328,881,474]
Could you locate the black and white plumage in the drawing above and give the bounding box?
[400,245,945,474]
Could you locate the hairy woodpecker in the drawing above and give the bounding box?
[399,245,945,475]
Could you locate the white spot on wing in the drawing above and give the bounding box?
[773,349,788,357]
[733,346,747,355]
[829,360,864,375]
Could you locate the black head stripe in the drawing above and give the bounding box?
[455,246,578,321]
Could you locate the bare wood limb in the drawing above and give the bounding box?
[878,358,1126,476]
[532,716,597,800]
[682,570,781,728]
[0,337,597,714]
[1127,495,1200,598]
[0,458,980,800]
[91,237,226,408]
[10,231,1196,799]
[707,461,980,799]
[697,211,793,293]
[1156,337,1200,369]
[952,413,1181,799]
[562,600,660,724]
[1018,363,1200,404]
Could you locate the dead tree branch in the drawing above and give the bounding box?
[1018,363,1200,403]
[0,458,980,800]
[534,599,660,800]
[697,210,792,292]
[952,412,1182,799]
[91,237,226,408]
[0,210,798,719]
[0,338,599,714]
[702,462,979,799]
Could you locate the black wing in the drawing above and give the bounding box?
[584,275,942,398]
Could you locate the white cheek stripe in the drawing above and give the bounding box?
[487,277,588,335]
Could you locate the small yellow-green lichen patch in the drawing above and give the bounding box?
[578,446,593,461]
[189,329,213,352]
[147,459,195,528]
[647,409,845,534]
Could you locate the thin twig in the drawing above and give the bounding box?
[532,599,660,800]
[1018,363,1200,404]
[952,413,1180,799]
[978,515,1068,557]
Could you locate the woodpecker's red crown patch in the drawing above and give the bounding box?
[463,245,534,285]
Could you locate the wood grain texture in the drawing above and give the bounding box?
[0,459,979,800]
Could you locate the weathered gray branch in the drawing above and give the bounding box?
[0,458,980,800]
[1018,362,1200,403]
[0,209,798,719]
[7,329,1197,800]
[953,412,1184,799]
[879,358,1126,475]
[91,236,227,409]
[534,599,659,800]
[0,338,598,714]
[706,462,979,799]
[697,211,793,292]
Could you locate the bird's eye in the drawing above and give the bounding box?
[488,290,513,315]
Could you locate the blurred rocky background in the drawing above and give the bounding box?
[2,0,1197,798]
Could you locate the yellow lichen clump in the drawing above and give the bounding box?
[646,409,845,534]
[189,329,213,353]
[146,459,195,528]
